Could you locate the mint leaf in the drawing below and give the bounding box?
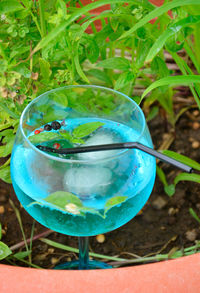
[30,191,105,218]
[72,122,104,138]
[71,138,85,144]
[45,191,83,209]
[105,196,128,212]
[59,130,73,142]
[96,57,131,71]
[0,241,12,260]
[59,131,85,144]
[28,132,60,144]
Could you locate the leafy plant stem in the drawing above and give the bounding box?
[184,40,200,74]
[30,10,42,37]
[171,52,200,109]
[38,0,47,38]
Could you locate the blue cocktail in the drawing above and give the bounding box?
[11,85,156,269]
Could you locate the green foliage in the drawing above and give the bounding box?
[72,121,104,138]
[0,0,199,195]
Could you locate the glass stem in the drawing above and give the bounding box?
[78,237,89,269]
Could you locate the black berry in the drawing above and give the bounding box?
[44,124,52,131]
[51,121,61,130]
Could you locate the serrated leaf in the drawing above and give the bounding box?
[114,71,135,90]
[28,132,61,144]
[136,39,153,69]
[164,184,175,197]
[151,56,169,78]
[72,122,104,138]
[96,57,131,71]
[174,173,200,185]
[42,109,67,124]
[0,241,12,260]
[105,196,128,212]
[45,191,83,209]
[87,69,112,84]
[86,38,99,64]
[59,131,73,141]
[48,92,68,108]
[161,150,200,171]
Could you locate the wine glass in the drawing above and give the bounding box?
[10,85,156,269]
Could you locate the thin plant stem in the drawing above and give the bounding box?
[184,38,200,73]
[30,11,42,37]
[9,199,29,253]
[39,0,47,38]
[10,229,54,251]
[12,257,43,269]
[29,220,36,263]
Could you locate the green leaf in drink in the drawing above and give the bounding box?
[31,191,104,217]
[28,132,61,144]
[45,191,83,210]
[72,121,104,138]
[105,196,128,212]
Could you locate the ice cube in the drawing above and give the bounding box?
[63,166,112,198]
[78,131,120,160]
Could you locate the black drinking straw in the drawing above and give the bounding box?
[36,142,193,173]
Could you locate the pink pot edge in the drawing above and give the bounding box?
[0,252,199,293]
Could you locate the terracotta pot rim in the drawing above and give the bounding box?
[0,253,200,292]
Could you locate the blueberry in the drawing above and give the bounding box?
[51,121,61,130]
[44,124,52,131]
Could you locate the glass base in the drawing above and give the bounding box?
[54,260,112,270]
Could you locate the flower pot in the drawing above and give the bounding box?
[0,253,200,292]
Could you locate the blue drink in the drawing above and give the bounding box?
[11,117,156,236]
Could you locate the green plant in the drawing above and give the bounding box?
[0,0,200,194]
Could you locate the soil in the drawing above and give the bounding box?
[0,106,200,269]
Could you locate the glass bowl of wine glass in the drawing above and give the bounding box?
[11,85,156,269]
